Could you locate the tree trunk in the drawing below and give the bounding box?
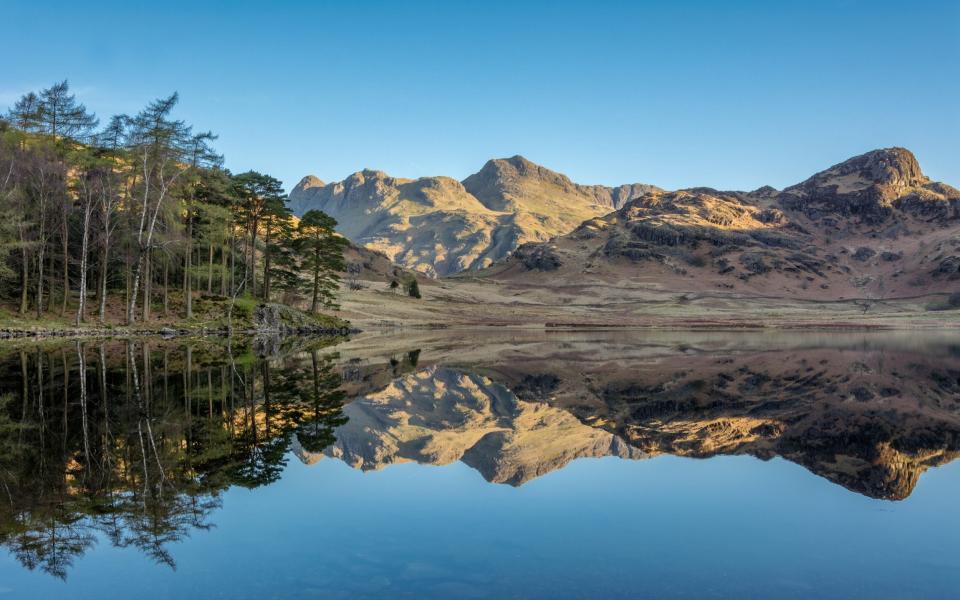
[124,246,131,316]
[249,221,258,299]
[229,232,236,296]
[240,234,248,296]
[76,201,92,326]
[163,255,169,315]
[184,208,193,319]
[126,251,143,325]
[143,250,151,321]
[19,244,29,315]
[311,246,320,313]
[47,250,54,314]
[18,222,29,314]
[36,244,45,319]
[98,241,109,324]
[61,219,69,317]
[220,242,228,296]
[98,207,111,325]
[207,243,214,293]
[263,223,271,301]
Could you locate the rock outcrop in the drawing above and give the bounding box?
[780,148,959,225]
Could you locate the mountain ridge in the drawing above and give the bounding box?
[476,147,960,302]
[288,155,660,276]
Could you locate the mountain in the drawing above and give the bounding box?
[479,148,960,302]
[288,156,659,277]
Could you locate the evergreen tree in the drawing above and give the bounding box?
[406,277,422,299]
[232,171,284,298]
[296,210,346,312]
[6,92,42,133]
[36,80,98,141]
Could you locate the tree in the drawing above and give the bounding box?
[20,141,66,318]
[93,141,124,324]
[406,277,422,299]
[97,114,127,150]
[260,196,293,301]
[70,149,111,325]
[0,131,22,287]
[7,92,42,133]
[124,94,219,324]
[296,210,346,313]
[232,171,283,300]
[36,81,98,142]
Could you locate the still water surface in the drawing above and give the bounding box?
[0,331,958,599]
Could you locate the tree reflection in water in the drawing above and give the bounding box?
[0,338,347,579]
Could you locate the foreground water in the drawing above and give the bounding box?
[0,330,958,598]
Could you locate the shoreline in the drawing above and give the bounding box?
[0,324,358,340]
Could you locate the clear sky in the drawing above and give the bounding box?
[1,0,957,192]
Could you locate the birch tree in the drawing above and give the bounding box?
[124,95,218,324]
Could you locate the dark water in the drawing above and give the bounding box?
[0,331,958,599]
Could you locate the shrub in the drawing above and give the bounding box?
[406,278,422,299]
[925,292,960,312]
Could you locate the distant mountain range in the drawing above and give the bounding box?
[291,149,959,301]
[289,155,659,276]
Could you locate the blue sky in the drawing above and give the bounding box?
[2,0,957,192]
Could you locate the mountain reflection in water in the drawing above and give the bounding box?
[0,331,958,581]
[322,331,960,500]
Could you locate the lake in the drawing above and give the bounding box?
[0,330,958,599]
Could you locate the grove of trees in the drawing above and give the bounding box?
[0,81,346,327]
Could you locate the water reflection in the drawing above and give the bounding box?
[0,337,346,579]
[324,331,960,500]
[0,331,959,582]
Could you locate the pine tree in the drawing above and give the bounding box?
[232,171,284,299]
[296,210,346,313]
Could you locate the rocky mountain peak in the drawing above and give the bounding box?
[463,156,587,212]
[467,155,574,186]
[750,185,779,197]
[359,168,389,180]
[778,147,955,224]
[789,147,926,195]
[293,175,325,192]
[859,147,925,187]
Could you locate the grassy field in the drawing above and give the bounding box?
[334,275,960,330]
